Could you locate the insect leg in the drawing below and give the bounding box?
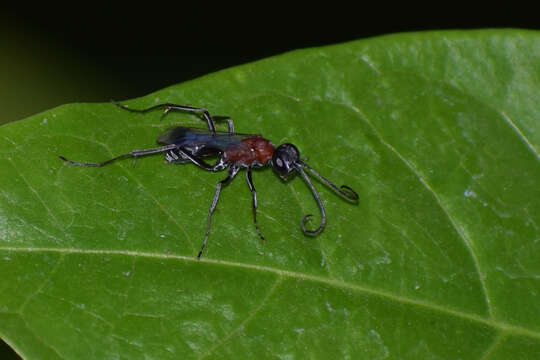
[198,166,240,259]
[173,149,229,172]
[59,144,180,167]
[245,168,265,243]
[113,101,231,135]
[212,116,235,135]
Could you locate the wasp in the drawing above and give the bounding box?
[60,102,359,258]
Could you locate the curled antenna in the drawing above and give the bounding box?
[295,165,326,235]
[294,161,359,235]
[297,161,359,201]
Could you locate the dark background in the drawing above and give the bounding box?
[1,7,537,125]
[0,5,536,359]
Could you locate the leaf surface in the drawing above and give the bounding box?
[1,30,539,359]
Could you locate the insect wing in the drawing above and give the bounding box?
[157,127,256,153]
[158,127,212,146]
[157,127,254,157]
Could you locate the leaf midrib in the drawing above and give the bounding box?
[2,245,539,341]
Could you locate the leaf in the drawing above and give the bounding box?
[1,30,539,359]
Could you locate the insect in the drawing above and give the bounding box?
[59,102,359,258]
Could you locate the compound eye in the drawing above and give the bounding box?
[273,155,286,171]
[272,143,300,178]
[272,153,290,177]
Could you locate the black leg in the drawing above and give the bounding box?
[113,101,235,135]
[212,116,234,135]
[59,144,180,167]
[245,168,265,243]
[198,166,240,259]
[60,142,230,174]
[175,149,229,172]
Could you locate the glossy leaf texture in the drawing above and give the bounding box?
[1,30,539,359]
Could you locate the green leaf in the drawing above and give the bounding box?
[1,30,539,359]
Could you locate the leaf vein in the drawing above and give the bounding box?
[347,104,494,318]
[479,331,506,360]
[7,158,69,242]
[290,97,495,319]
[1,246,539,340]
[198,276,283,359]
[56,133,196,253]
[1,312,65,360]
[18,254,65,313]
[500,111,539,159]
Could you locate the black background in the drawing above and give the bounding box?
[1,6,537,123]
[0,4,536,359]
